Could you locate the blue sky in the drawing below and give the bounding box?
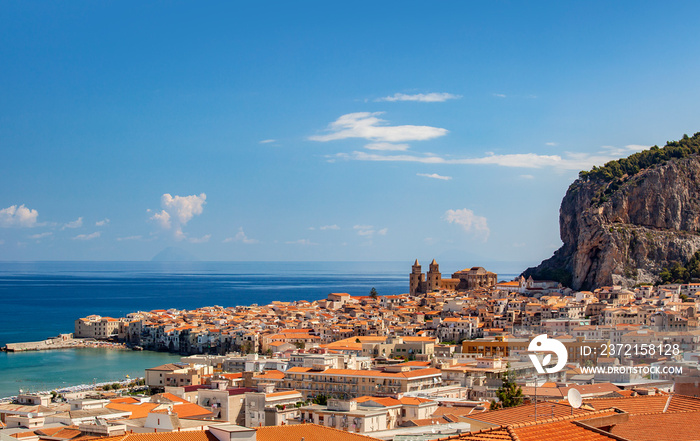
[2,1,700,269]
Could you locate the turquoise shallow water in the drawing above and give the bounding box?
[0,348,181,398]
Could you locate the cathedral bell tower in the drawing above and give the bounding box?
[426,259,441,292]
[409,259,424,295]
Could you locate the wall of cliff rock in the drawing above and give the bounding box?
[523,154,700,290]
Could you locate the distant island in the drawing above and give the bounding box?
[151,246,200,262]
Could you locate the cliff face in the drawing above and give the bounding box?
[524,155,700,290]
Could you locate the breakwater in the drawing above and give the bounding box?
[3,335,126,352]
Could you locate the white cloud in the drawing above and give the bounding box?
[545,142,558,146]
[493,93,507,98]
[150,193,206,238]
[333,145,649,171]
[320,224,340,230]
[353,225,387,238]
[375,92,461,103]
[96,218,110,226]
[513,242,526,248]
[623,144,649,151]
[150,210,171,229]
[62,217,83,229]
[223,227,259,244]
[519,174,535,179]
[259,139,276,144]
[444,208,490,241]
[174,228,186,241]
[189,234,211,244]
[73,231,101,241]
[600,144,650,157]
[29,232,52,240]
[309,112,448,143]
[364,142,410,151]
[417,173,452,181]
[0,204,39,228]
[285,239,317,245]
[117,235,142,241]
[161,193,206,225]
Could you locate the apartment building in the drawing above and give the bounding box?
[283,366,442,399]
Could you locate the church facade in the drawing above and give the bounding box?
[409,259,497,295]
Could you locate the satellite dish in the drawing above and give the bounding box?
[567,388,582,409]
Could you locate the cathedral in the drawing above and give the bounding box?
[409,259,497,295]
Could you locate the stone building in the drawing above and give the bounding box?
[74,315,120,339]
[410,260,497,295]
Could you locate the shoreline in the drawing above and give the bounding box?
[0,377,144,402]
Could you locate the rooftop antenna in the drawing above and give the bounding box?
[567,388,582,415]
[533,375,537,422]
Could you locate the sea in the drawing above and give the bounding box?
[0,261,519,398]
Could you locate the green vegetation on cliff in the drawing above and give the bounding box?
[579,132,700,183]
[658,250,700,285]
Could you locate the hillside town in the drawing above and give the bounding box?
[2,260,700,441]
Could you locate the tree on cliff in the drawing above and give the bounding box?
[659,250,700,284]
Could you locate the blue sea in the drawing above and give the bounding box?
[0,261,518,398]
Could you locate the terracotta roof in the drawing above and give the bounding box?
[560,383,622,397]
[355,396,402,407]
[109,397,140,404]
[106,402,159,419]
[449,427,512,440]
[99,432,218,441]
[255,370,285,380]
[256,424,380,441]
[265,390,301,398]
[520,386,564,398]
[584,394,700,414]
[399,397,434,406]
[146,363,184,372]
[467,401,593,426]
[153,393,189,404]
[35,426,83,440]
[447,409,621,441]
[608,410,700,441]
[169,402,213,418]
[513,413,620,441]
[216,373,242,380]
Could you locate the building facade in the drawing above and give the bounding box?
[410,260,497,295]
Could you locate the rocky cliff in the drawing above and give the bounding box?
[523,137,700,290]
